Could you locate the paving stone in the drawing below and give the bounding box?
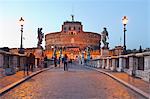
[0,63,146,99]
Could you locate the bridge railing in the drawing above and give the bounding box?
[0,50,27,75]
[0,50,53,76]
[86,52,150,82]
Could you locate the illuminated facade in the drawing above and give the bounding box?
[45,17,101,59]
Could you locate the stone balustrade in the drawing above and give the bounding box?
[86,51,150,82]
[0,49,54,76]
[136,70,150,82]
[110,56,119,71]
[0,50,27,75]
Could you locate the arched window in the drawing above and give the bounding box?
[71,32,73,35]
[64,27,66,30]
[79,27,80,30]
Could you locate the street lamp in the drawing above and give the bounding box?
[122,16,128,54]
[18,17,25,54]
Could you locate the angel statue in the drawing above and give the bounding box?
[101,27,109,49]
[37,28,44,48]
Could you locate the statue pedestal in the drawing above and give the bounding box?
[35,48,43,59]
[35,48,44,68]
[101,48,109,57]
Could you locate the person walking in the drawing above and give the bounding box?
[54,56,57,67]
[62,56,64,63]
[29,53,35,72]
[58,56,61,68]
[44,56,48,68]
[64,54,68,71]
[24,54,30,75]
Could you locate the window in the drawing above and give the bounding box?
[69,27,71,30]
[71,27,74,30]
[64,27,66,30]
[71,32,73,35]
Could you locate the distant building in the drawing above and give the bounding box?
[45,16,101,59]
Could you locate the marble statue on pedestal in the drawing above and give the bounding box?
[101,27,109,49]
[36,28,44,67]
[37,28,44,48]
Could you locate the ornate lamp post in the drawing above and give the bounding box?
[18,17,25,54]
[122,16,128,54]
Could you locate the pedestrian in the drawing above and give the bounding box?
[58,56,61,67]
[62,57,64,63]
[29,53,35,72]
[44,56,48,68]
[54,56,57,67]
[24,53,30,75]
[63,54,68,71]
[70,59,72,64]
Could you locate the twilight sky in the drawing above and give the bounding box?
[0,0,149,49]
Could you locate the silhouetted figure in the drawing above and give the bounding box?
[29,53,35,72]
[62,57,64,63]
[54,56,57,67]
[69,59,72,64]
[64,54,68,71]
[24,54,30,75]
[44,56,48,68]
[58,57,61,67]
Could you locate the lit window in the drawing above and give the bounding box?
[71,27,74,30]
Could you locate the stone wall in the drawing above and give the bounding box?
[45,31,101,50]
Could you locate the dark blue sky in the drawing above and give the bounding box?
[0,0,149,49]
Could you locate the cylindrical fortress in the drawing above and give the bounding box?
[45,21,101,50]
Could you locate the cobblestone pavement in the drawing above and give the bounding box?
[0,71,32,89]
[1,63,147,99]
[103,69,150,95]
[0,67,43,90]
